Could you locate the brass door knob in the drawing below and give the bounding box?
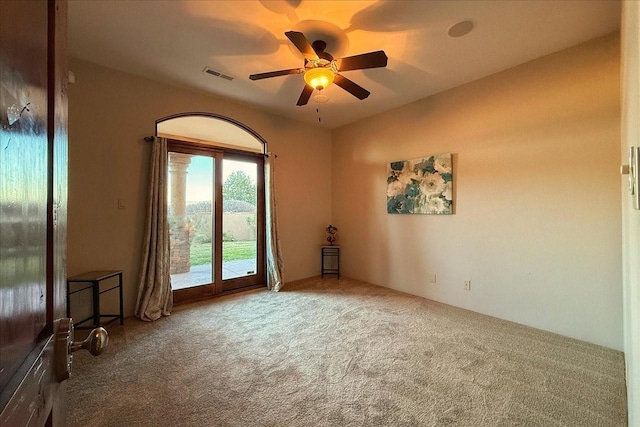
[55,318,109,381]
[70,326,109,356]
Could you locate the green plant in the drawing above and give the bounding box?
[190,211,212,243]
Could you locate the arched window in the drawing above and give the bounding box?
[157,113,265,153]
[156,113,266,302]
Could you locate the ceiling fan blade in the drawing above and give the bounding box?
[296,85,314,106]
[337,50,388,72]
[285,31,319,60]
[249,68,304,80]
[334,74,370,100]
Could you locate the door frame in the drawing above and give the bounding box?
[167,139,266,304]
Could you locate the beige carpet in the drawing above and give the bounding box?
[67,277,627,426]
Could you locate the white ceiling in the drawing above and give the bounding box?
[68,0,621,130]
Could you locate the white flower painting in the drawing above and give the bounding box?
[387,153,453,214]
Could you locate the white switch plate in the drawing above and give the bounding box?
[464,280,471,291]
[430,274,437,283]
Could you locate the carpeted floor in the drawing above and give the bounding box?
[67,277,627,426]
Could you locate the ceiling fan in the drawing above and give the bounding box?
[249,31,388,106]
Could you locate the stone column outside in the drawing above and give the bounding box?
[168,153,193,274]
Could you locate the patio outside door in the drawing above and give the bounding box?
[167,141,265,302]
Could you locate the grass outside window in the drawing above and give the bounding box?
[190,241,256,266]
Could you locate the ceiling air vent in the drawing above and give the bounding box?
[203,66,234,81]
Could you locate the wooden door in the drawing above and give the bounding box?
[0,0,69,425]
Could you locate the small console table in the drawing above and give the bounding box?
[321,245,340,279]
[67,270,124,329]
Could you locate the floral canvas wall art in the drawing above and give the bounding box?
[387,153,453,214]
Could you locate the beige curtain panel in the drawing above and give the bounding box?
[135,136,173,321]
[265,153,284,291]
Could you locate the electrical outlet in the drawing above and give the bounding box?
[464,280,471,291]
[430,273,437,283]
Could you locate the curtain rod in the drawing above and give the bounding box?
[144,135,276,157]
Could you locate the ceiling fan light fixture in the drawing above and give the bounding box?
[304,67,335,90]
[250,30,387,106]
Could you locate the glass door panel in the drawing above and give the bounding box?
[222,159,258,280]
[168,152,214,289]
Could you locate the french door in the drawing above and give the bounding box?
[167,140,265,303]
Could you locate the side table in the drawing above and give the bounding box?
[321,245,340,279]
[67,270,124,329]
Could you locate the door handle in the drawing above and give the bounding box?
[621,147,640,209]
[54,318,109,381]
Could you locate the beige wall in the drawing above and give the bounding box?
[69,33,623,352]
[331,34,622,350]
[67,58,332,318]
[621,0,640,423]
